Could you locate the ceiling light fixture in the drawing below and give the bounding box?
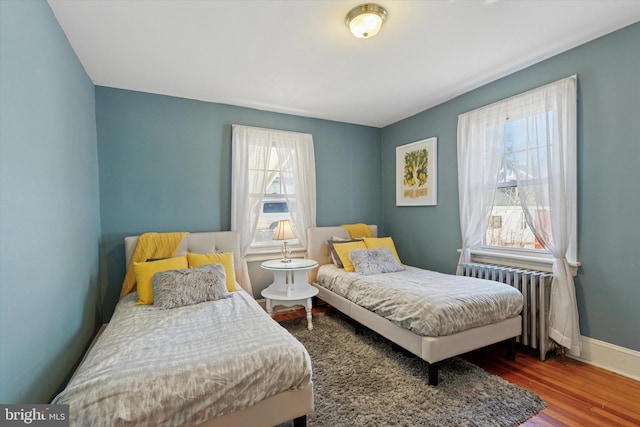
[345,4,388,39]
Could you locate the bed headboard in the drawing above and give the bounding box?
[306,225,378,284]
[124,231,244,289]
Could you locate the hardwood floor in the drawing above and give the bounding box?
[464,344,640,426]
[274,306,640,426]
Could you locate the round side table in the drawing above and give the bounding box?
[261,259,319,330]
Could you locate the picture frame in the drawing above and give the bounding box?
[396,137,437,206]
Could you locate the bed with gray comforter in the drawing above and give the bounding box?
[318,263,523,336]
[52,290,312,426]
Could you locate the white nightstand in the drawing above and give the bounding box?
[261,259,319,330]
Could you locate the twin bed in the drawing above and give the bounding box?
[306,225,523,386]
[54,225,524,425]
[53,231,313,427]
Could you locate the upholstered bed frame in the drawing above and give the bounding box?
[306,225,521,386]
[124,232,247,292]
[124,231,313,427]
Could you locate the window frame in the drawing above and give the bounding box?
[457,77,579,275]
[231,125,316,263]
[247,165,302,253]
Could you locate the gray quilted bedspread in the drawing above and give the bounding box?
[52,291,312,426]
[318,264,523,336]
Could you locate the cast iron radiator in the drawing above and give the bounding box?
[460,262,555,361]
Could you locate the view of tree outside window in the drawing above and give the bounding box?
[485,120,546,251]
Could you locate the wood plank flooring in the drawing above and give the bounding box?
[464,344,640,426]
[274,307,640,426]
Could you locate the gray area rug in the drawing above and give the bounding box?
[281,312,546,427]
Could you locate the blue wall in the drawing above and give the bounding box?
[95,88,381,319]
[381,23,640,351]
[0,0,101,403]
[1,0,637,406]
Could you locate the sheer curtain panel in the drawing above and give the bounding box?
[512,76,580,355]
[456,103,506,274]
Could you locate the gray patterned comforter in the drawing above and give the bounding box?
[52,291,312,426]
[318,264,523,336]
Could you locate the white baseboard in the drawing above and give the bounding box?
[568,336,640,381]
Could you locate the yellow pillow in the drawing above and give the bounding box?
[187,252,239,292]
[333,240,367,272]
[364,237,402,264]
[133,255,188,305]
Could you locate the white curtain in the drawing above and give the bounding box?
[456,76,581,356]
[231,125,316,295]
[511,76,580,356]
[456,103,506,274]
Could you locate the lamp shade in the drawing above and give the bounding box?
[345,4,387,39]
[273,220,296,241]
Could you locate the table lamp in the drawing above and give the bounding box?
[273,219,296,263]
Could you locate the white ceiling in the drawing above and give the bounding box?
[47,0,640,128]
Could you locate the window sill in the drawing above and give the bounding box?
[245,247,307,263]
[460,248,580,276]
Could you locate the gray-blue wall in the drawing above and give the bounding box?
[1,0,638,406]
[95,87,381,319]
[381,22,640,351]
[0,0,101,403]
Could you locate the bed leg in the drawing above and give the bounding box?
[506,337,516,361]
[427,362,439,386]
[292,414,307,427]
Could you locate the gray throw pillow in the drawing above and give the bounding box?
[328,238,363,268]
[349,248,405,275]
[152,264,229,309]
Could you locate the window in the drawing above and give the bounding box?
[485,120,544,251]
[457,75,578,268]
[231,125,316,259]
[250,148,298,249]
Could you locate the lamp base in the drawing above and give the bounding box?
[280,240,292,263]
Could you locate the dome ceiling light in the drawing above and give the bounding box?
[345,4,388,39]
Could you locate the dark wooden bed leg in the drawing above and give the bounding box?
[427,362,439,386]
[292,414,307,427]
[506,337,516,361]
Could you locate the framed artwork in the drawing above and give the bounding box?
[396,137,437,206]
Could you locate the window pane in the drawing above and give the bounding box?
[487,119,545,251]
[251,170,300,248]
[485,186,539,249]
